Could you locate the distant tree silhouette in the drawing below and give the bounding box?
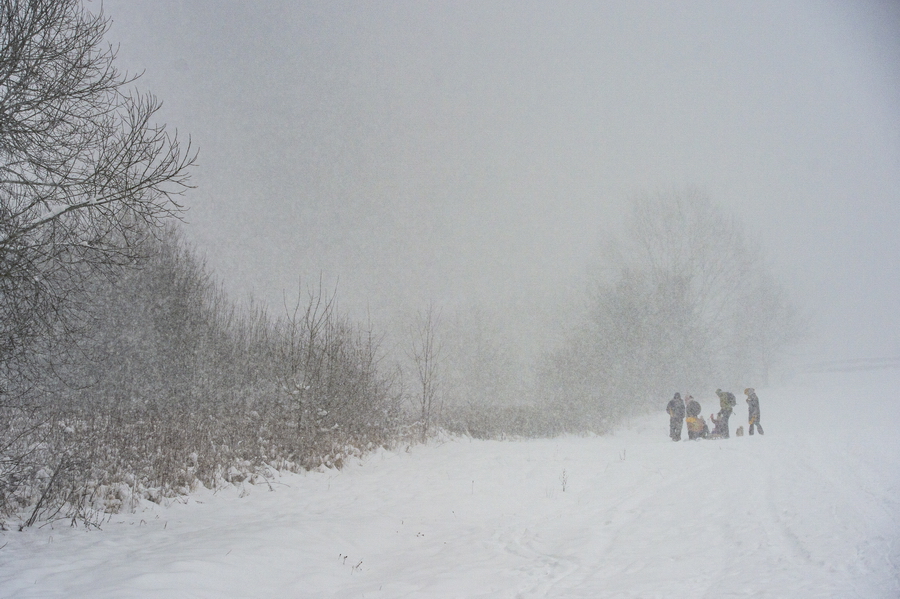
[541,189,803,429]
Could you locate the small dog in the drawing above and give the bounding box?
[735,426,745,437]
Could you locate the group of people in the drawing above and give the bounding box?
[666,388,763,441]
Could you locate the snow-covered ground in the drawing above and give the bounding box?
[1,368,898,598]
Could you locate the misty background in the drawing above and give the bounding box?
[102,0,900,365]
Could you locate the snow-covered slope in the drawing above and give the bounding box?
[1,368,898,598]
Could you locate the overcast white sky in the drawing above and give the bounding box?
[102,0,900,362]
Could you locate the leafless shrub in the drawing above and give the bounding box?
[1,227,405,526]
[275,279,404,465]
[406,303,443,442]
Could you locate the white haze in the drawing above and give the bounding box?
[102,0,900,363]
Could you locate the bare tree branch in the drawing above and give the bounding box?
[0,0,196,372]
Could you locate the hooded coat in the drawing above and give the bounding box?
[746,390,761,421]
[685,397,701,418]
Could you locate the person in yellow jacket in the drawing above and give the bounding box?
[683,395,708,440]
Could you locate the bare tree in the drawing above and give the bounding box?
[541,190,803,430]
[0,0,195,374]
[0,0,194,527]
[409,303,442,442]
[624,189,802,384]
[274,280,402,462]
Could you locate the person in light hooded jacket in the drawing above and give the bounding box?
[745,388,764,435]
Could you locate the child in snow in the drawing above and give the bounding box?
[709,411,728,439]
[745,388,764,435]
[686,414,709,440]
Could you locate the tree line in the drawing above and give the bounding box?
[2,226,404,527]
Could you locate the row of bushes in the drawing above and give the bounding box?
[0,227,408,528]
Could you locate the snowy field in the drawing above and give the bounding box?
[1,368,898,598]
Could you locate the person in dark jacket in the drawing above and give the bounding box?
[714,388,737,438]
[744,388,764,435]
[683,395,707,440]
[666,392,685,441]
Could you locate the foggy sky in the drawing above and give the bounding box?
[102,0,900,362]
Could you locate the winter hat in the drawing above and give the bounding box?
[674,392,681,400]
